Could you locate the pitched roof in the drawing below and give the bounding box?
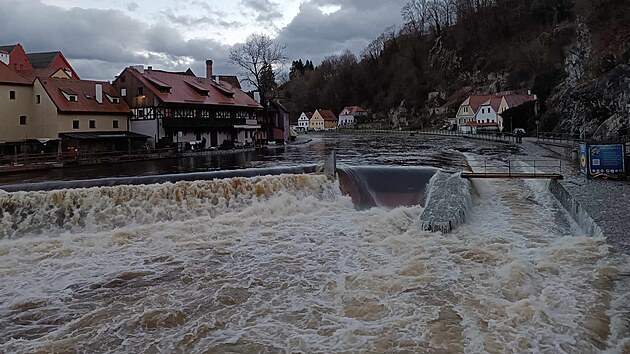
[504,94,536,108]
[318,109,337,121]
[0,45,17,53]
[127,67,262,109]
[39,77,131,114]
[341,106,366,115]
[26,52,60,69]
[464,95,498,112]
[0,61,30,85]
[213,75,241,89]
[478,97,502,112]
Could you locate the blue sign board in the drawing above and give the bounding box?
[579,142,588,175]
[580,142,626,176]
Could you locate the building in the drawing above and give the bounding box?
[0,61,38,154]
[309,109,337,131]
[297,112,312,131]
[263,100,290,144]
[338,106,367,127]
[34,78,138,154]
[456,92,537,133]
[0,47,136,155]
[112,60,262,149]
[0,43,79,82]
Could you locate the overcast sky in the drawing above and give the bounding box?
[0,0,406,81]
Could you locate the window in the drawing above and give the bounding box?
[9,91,15,100]
[73,120,79,129]
[19,116,26,125]
[137,87,144,96]
[113,120,119,129]
[137,109,144,118]
[68,95,78,102]
[120,88,127,97]
[36,95,41,104]
[89,120,96,129]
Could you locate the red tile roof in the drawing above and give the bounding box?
[39,78,131,114]
[128,68,262,109]
[504,94,536,108]
[341,106,366,115]
[478,97,503,112]
[318,109,337,121]
[465,95,498,112]
[0,61,30,85]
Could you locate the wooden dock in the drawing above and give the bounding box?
[461,172,563,180]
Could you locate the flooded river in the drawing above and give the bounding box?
[0,133,628,353]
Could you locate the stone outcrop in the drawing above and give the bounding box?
[541,21,630,140]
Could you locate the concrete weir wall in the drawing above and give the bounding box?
[548,179,603,237]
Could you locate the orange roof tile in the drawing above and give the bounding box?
[0,61,30,85]
[39,77,131,115]
[128,68,261,109]
[318,109,337,121]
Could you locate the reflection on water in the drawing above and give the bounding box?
[0,133,481,185]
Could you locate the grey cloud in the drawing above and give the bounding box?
[240,0,282,25]
[0,0,234,80]
[276,0,407,65]
[126,2,139,12]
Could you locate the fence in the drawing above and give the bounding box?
[465,159,564,177]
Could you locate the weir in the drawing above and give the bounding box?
[0,165,320,192]
[337,166,437,210]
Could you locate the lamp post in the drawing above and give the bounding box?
[535,120,540,140]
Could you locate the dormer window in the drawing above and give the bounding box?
[60,88,78,102]
[106,94,120,103]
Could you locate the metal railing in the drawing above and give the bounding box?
[466,159,563,177]
[0,148,178,169]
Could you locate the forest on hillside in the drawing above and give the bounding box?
[279,0,630,136]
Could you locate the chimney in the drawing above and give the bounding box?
[206,59,213,79]
[147,66,153,71]
[95,83,103,104]
[132,65,144,73]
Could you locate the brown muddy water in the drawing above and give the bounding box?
[0,133,628,353]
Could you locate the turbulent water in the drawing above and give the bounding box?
[1,134,629,353]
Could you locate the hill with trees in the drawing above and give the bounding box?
[280,0,630,137]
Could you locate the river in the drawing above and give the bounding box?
[0,133,628,353]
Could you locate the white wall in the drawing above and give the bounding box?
[475,106,498,123]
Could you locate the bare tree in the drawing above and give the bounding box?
[229,33,288,107]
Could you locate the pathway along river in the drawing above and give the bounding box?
[0,133,629,353]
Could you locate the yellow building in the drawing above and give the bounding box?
[310,109,337,131]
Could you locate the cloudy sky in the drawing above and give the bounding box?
[0,0,406,81]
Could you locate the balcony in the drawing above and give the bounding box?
[162,118,250,130]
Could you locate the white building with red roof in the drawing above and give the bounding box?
[338,106,367,127]
[457,91,537,133]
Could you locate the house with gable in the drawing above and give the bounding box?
[0,43,79,82]
[297,112,312,131]
[0,44,137,155]
[113,60,262,148]
[310,109,337,131]
[338,106,367,127]
[456,91,537,133]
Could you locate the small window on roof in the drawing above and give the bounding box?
[69,95,78,102]
[85,94,92,99]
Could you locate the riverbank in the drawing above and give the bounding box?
[520,139,630,254]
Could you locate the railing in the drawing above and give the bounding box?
[0,148,178,168]
[465,159,563,177]
[536,132,580,147]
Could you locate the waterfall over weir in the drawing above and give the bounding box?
[337,166,437,210]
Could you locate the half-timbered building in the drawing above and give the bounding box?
[112,61,262,148]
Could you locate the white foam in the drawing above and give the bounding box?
[0,173,628,353]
